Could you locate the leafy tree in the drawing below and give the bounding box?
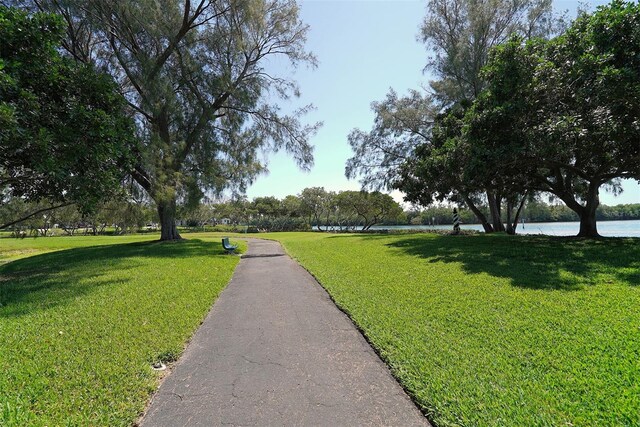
[596,204,640,221]
[252,196,284,218]
[50,204,83,235]
[346,0,556,231]
[282,195,303,218]
[470,1,640,237]
[392,97,527,233]
[415,205,478,225]
[421,0,557,105]
[333,194,361,231]
[225,197,253,226]
[0,6,135,222]
[298,187,333,231]
[395,103,496,232]
[16,0,319,240]
[95,199,150,235]
[346,90,436,190]
[0,197,56,234]
[180,203,214,229]
[82,205,115,235]
[335,191,403,231]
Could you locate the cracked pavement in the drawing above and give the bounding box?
[141,239,429,426]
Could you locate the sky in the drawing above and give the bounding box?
[245,0,640,206]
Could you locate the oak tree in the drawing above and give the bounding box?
[346,0,555,231]
[470,1,640,237]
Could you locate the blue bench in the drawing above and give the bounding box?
[222,237,238,254]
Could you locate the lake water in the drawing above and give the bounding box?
[368,219,640,237]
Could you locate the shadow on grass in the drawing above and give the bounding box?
[0,239,223,317]
[328,233,640,291]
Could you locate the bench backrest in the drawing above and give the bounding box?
[222,237,236,250]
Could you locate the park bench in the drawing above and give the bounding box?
[221,237,238,254]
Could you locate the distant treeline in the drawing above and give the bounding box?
[407,203,640,225]
[3,191,638,236]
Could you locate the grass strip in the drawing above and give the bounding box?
[272,232,640,427]
[0,236,242,426]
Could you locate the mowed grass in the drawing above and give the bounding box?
[0,234,157,265]
[0,235,244,426]
[273,232,640,427]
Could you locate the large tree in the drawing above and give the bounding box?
[421,0,557,106]
[346,90,436,191]
[335,191,403,231]
[395,103,496,232]
[469,1,640,237]
[346,0,555,231]
[298,187,334,231]
[0,6,135,224]
[17,0,319,240]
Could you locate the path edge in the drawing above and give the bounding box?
[133,248,243,426]
[274,237,436,425]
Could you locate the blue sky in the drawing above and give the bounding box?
[245,0,640,206]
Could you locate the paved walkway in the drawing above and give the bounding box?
[141,239,429,426]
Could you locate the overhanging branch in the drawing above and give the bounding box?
[0,202,74,230]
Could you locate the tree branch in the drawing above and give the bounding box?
[0,202,74,230]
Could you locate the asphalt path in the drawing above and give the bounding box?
[141,238,429,426]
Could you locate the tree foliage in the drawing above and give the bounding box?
[335,191,404,231]
[345,90,436,190]
[347,0,639,238]
[13,0,320,240]
[176,188,404,232]
[0,6,135,214]
[468,1,640,236]
[421,0,557,105]
[395,103,497,232]
[298,187,334,231]
[346,0,556,233]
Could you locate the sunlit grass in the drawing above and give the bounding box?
[0,234,156,265]
[3,230,637,425]
[0,235,243,426]
[272,232,640,427]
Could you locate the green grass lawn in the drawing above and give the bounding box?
[0,234,244,426]
[2,231,638,426]
[0,234,156,265]
[271,232,640,427]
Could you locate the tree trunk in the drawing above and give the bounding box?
[577,211,599,237]
[577,185,600,238]
[510,194,527,235]
[554,184,601,238]
[505,200,515,235]
[487,191,505,232]
[314,213,323,231]
[463,194,494,233]
[157,198,182,241]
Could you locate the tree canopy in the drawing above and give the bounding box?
[335,191,404,231]
[14,0,320,240]
[421,0,556,105]
[0,6,135,216]
[346,0,556,233]
[347,0,639,237]
[467,0,640,236]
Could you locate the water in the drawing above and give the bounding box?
[367,219,640,237]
